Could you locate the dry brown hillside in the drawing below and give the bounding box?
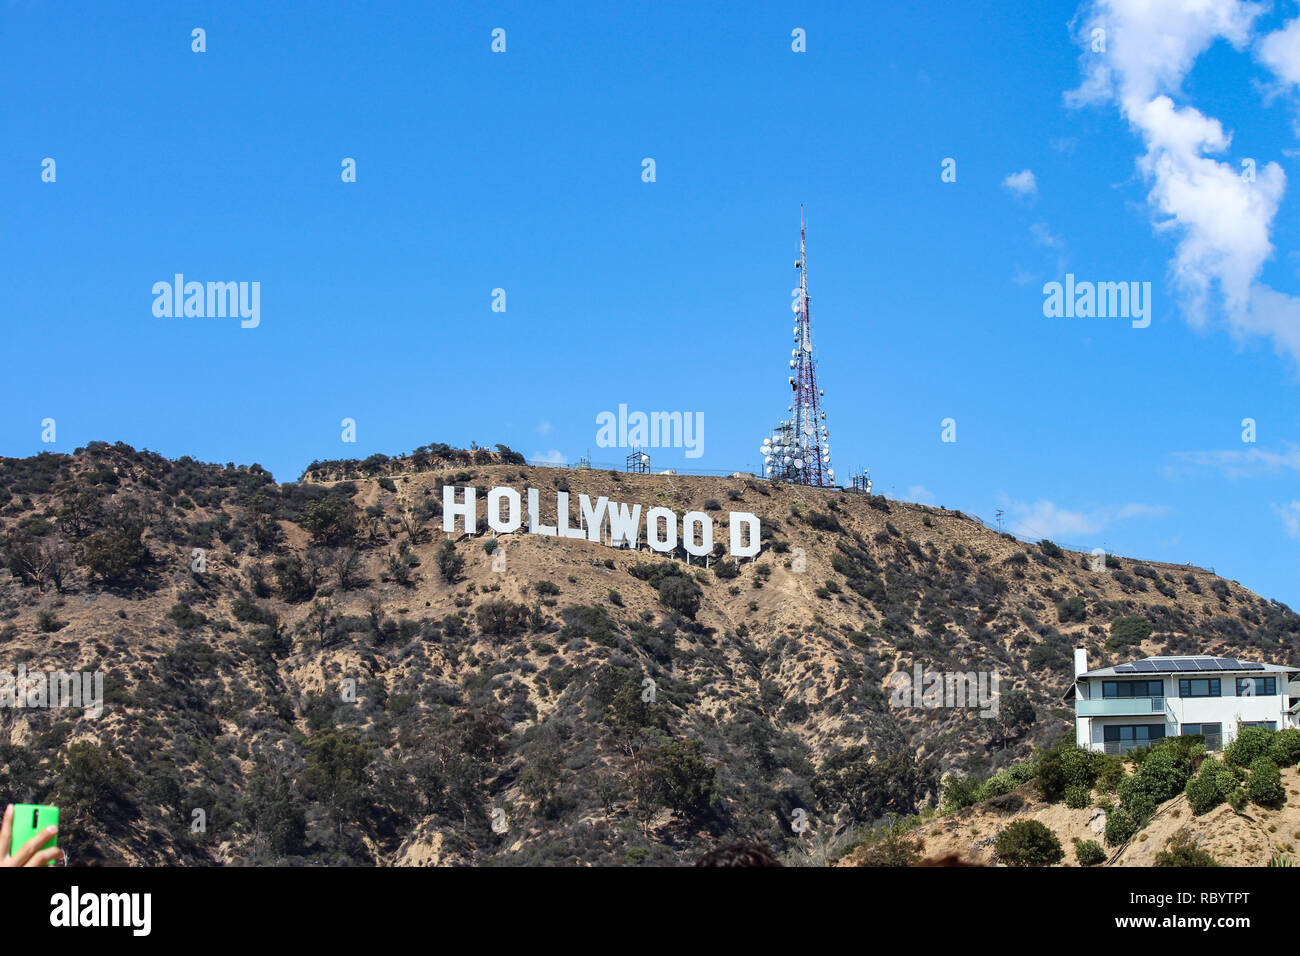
[0,440,1295,865]
[845,765,1300,868]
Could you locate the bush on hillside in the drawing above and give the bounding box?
[1269,728,1300,766]
[1226,725,1273,768]
[1246,756,1285,807]
[1104,807,1136,847]
[995,819,1063,866]
[1154,831,1218,867]
[1074,839,1106,867]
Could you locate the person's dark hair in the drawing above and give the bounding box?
[694,840,783,867]
[916,852,983,866]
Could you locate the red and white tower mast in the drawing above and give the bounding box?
[761,207,834,487]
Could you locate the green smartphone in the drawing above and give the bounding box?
[10,804,58,864]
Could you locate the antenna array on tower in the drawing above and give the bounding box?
[760,208,838,488]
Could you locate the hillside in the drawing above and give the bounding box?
[0,439,1297,865]
[843,757,1300,868]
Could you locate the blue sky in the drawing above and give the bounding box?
[3,0,1300,608]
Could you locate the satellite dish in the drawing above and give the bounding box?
[791,349,798,358]
[789,360,796,368]
[819,389,824,396]
[641,454,649,464]
[803,423,813,436]
[793,459,803,470]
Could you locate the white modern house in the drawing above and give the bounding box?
[1069,649,1300,754]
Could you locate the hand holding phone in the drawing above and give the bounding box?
[1,803,62,867]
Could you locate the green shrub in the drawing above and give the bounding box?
[1226,725,1274,768]
[1107,615,1152,650]
[1074,839,1106,867]
[711,558,738,580]
[1064,784,1091,809]
[656,575,702,618]
[1226,786,1248,813]
[1154,831,1218,867]
[435,540,463,584]
[1097,754,1125,792]
[1038,540,1065,560]
[979,761,1036,801]
[1104,807,1136,847]
[1269,728,1300,766]
[167,601,206,631]
[475,600,529,638]
[1185,758,1232,816]
[995,819,1063,866]
[1056,596,1086,623]
[1246,756,1285,807]
[1116,745,1192,824]
[942,774,983,813]
[1037,744,1098,802]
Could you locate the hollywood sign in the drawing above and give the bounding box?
[442,485,762,558]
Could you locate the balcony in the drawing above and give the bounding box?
[1101,732,1221,755]
[1077,697,1166,717]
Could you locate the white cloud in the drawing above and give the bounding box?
[1066,0,1262,109]
[1066,0,1300,363]
[1011,266,1039,286]
[1030,222,1063,248]
[1259,14,1300,91]
[1006,499,1169,541]
[1172,442,1300,478]
[1275,501,1300,538]
[530,449,567,466]
[536,420,553,436]
[907,484,936,504]
[1002,169,1038,197]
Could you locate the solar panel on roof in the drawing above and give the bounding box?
[1173,659,1198,671]
[1134,660,1157,672]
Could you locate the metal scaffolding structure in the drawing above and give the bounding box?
[761,207,836,487]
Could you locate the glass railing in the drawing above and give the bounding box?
[1077,697,1166,716]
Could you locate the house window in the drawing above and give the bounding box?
[1101,679,1164,699]
[1178,678,1221,698]
[1236,676,1277,697]
[1103,725,1166,745]
[1242,721,1278,731]
[1181,723,1222,738]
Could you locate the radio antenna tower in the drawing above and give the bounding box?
[761,207,834,487]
